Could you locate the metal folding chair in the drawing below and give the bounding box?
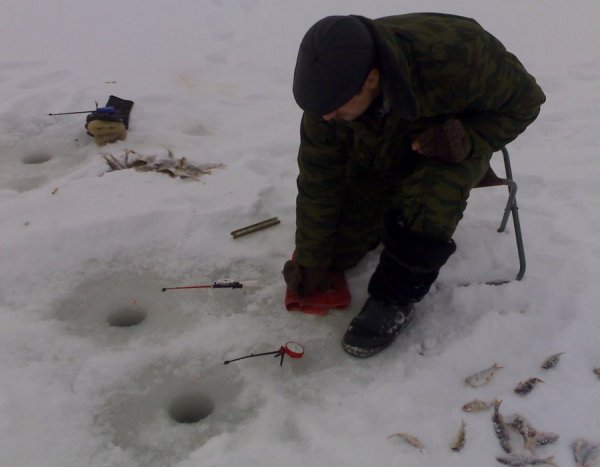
[474,147,526,281]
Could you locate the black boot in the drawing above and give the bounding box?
[342,212,456,358]
[342,297,415,357]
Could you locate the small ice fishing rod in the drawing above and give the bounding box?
[161,279,258,292]
[224,342,305,367]
[48,105,115,116]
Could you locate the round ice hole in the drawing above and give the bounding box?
[22,153,52,164]
[106,307,147,327]
[168,392,215,424]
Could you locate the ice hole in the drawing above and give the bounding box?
[22,153,52,164]
[168,392,215,424]
[106,307,147,327]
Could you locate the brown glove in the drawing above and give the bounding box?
[282,260,332,296]
[411,118,472,163]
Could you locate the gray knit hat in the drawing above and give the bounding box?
[293,16,376,115]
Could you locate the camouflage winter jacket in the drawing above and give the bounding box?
[295,13,546,269]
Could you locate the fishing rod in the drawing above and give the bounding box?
[224,342,305,367]
[161,279,259,292]
[48,105,115,116]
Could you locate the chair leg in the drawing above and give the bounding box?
[498,178,517,232]
[511,201,526,281]
[499,147,526,281]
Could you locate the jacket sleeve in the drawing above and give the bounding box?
[458,37,546,156]
[295,113,350,269]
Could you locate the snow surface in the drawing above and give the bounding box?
[1,1,600,466]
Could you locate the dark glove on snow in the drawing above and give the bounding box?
[283,260,332,296]
[412,118,472,163]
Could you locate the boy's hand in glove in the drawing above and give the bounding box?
[283,261,332,296]
[411,118,472,163]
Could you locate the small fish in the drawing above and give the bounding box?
[450,419,467,452]
[593,368,600,378]
[105,149,224,180]
[541,352,564,370]
[388,432,424,451]
[573,438,588,465]
[507,415,537,451]
[465,362,504,388]
[462,399,493,412]
[514,377,545,395]
[492,399,513,454]
[534,432,559,447]
[496,454,557,466]
[573,438,600,466]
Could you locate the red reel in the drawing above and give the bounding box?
[283,342,304,359]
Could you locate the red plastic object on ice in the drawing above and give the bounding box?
[284,251,351,315]
[285,271,351,316]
